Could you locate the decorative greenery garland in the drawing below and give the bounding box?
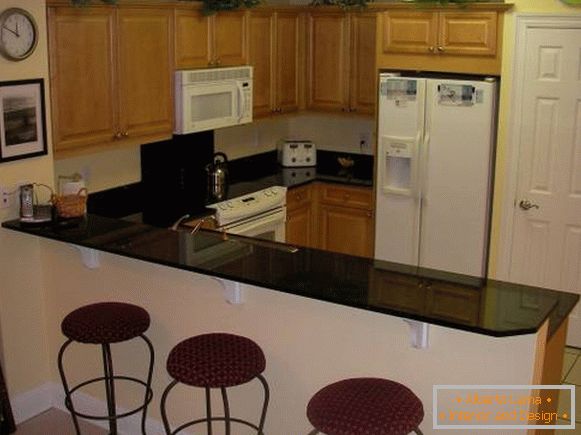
[70,0,484,15]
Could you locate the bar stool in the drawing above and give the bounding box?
[57,302,154,435]
[160,332,269,435]
[307,377,424,435]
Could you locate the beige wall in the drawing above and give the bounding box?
[488,0,580,276]
[0,0,52,401]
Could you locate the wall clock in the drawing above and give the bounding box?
[0,8,38,61]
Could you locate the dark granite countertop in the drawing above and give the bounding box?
[3,215,578,338]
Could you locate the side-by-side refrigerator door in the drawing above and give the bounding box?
[375,76,426,266]
[419,79,497,277]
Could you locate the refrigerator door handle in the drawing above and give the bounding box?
[412,130,422,200]
[420,129,430,200]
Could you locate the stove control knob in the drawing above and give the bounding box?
[270,187,279,195]
[264,190,272,197]
[218,204,227,210]
[227,201,234,208]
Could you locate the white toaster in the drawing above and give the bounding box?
[278,140,316,167]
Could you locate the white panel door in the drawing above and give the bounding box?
[509,27,581,346]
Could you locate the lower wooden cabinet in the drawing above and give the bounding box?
[318,203,373,258]
[286,182,374,257]
[286,184,316,248]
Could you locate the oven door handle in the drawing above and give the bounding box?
[223,209,285,235]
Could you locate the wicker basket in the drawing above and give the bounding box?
[52,188,88,218]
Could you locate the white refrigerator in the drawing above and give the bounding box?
[374,74,497,277]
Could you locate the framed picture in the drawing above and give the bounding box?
[0,78,47,163]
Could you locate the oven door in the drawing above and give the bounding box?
[222,208,286,243]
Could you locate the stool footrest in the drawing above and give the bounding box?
[64,375,153,421]
[170,416,264,435]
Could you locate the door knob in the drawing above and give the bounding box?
[519,199,539,210]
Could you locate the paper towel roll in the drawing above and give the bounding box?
[61,180,86,196]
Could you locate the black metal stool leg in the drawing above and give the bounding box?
[57,339,82,435]
[139,334,155,435]
[102,344,117,435]
[160,379,178,435]
[220,387,231,435]
[205,387,213,435]
[414,429,424,435]
[256,374,270,434]
[307,430,319,435]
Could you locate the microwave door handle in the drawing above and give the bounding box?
[236,83,244,121]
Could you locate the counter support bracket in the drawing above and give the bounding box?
[73,245,100,269]
[216,278,245,304]
[403,320,429,349]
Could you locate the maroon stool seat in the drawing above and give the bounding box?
[61,302,150,344]
[161,333,269,435]
[307,378,424,435]
[58,302,154,435]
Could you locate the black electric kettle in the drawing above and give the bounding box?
[206,152,229,201]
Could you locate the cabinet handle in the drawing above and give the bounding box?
[437,46,445,52]
[278,107,283,113]
[428,46,435,53]
[114,131,122,140]
[122,131,129,138]
[216,58,221,65]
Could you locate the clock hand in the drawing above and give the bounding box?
[2,25,18,37]
[15,21,19,37]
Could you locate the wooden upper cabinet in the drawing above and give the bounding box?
[249,11,274,117]
[307,11,376,115]
[307,12,350,112]
[48,6,173,157]
[249,10,302,118]
[214,11,248,66]
[117,8,173,139]
[438,11,497,56]
[378,7,506,75]
[381,11,438,54]
[175,9,247,69]
[275,12,302,114]
[174,9,211,68]
[349,13,377,115]
[48,8,117,152]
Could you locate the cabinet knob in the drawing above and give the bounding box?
[216,58,222,65]
[122,131,129,138]
[428,46,435,53]
[437,46,445,52]
[114,132,123,140]
[366,211,372,218]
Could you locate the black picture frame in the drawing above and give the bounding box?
[0,78,47,163]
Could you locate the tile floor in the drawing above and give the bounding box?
[557,346,581,434]
[11,347,581,434]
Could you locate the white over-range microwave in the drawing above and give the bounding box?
[174,66,253,134]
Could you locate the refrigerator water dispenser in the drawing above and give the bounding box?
[380,136,415,196]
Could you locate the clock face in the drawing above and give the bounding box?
[0,8,38,61]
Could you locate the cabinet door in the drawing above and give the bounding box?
[117,8,173,140]
[213,11,248,66]
[275,12,302,114]
[319,204,373,258]
[174,9,212,68]
[307,12,349,111]
[286,184,314,248]
[438,12,497,56]
[48,7,117,152]
[381,11,438,55]
[249,11,274,118]
[349,13,376,115]
[287,203,314,248]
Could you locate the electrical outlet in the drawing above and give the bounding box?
[0,185,11,209]
[359,132,372,154]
